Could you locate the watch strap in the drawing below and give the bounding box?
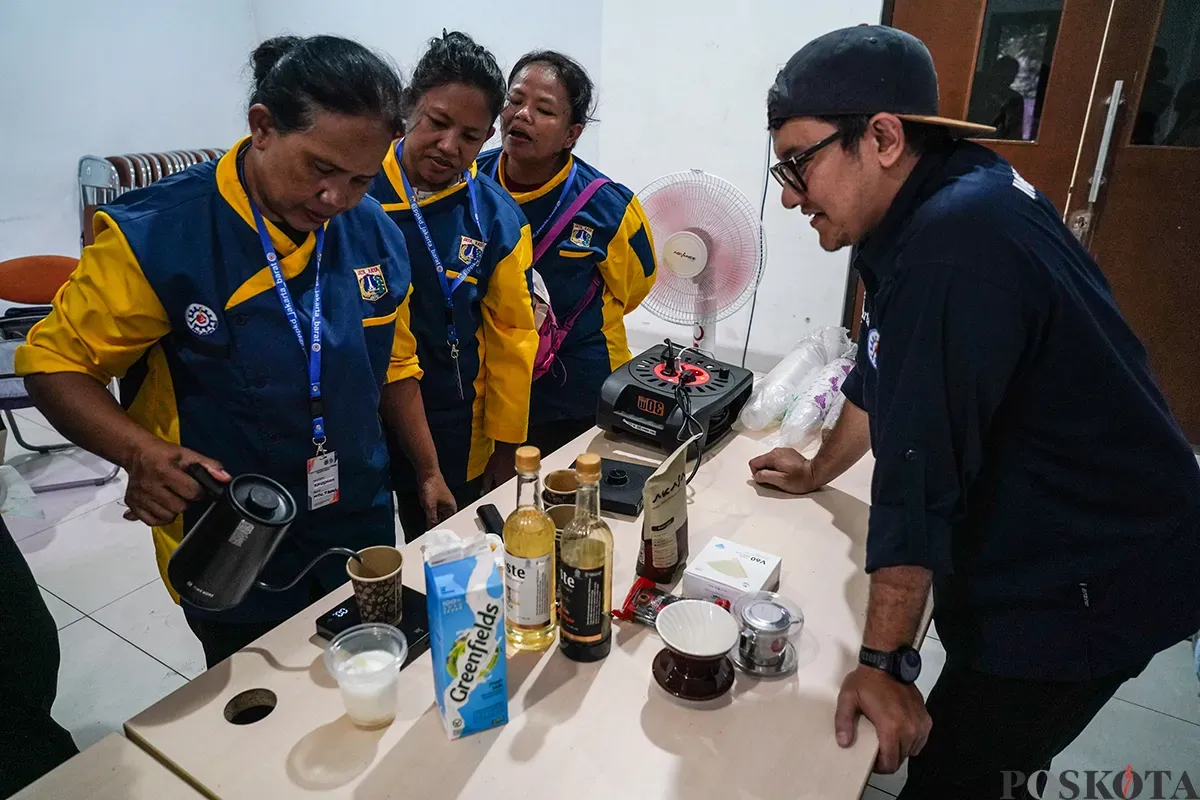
[859,646,893,672]
[859,644,920,684]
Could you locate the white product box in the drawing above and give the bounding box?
[681,537,782,606]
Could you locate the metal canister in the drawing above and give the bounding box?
[733,592,804,670]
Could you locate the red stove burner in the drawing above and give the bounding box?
[652,361,711,386]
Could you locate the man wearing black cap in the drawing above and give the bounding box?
[749,25,1200,798]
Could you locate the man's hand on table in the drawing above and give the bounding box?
[749,447,821,494]
[835,665,932,774]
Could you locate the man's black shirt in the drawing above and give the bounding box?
[842,140,1200,680]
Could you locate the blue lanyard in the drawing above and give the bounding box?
[247,198,327,449]
[491,156,578,243]
[395,141,484,352]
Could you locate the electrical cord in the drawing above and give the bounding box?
[675,371,705,484]
[740,131,774,369]
[676,344,714,363]
[662,338,706,483]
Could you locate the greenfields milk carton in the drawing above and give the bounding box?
[423,530,508,739]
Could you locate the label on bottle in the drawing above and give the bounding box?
[504,551,551,626]
[558,562,606,641]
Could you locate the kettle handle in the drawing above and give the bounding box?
[255,547,363,594]
[185,463,228,499]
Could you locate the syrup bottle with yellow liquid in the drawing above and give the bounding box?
[503,446,557,650]
[558,453,613,662]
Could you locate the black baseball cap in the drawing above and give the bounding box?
[767,25,995,136]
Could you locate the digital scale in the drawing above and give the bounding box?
[597,342,754,451]
[315,586,430,669]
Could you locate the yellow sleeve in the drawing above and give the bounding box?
[482,224,537,443]
[15,213,170,383]
[596,195,658,313]
[386,285,423,383]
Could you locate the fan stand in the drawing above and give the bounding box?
[693,282,714,352]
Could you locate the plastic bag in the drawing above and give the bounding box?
[769,357,855,450]
[820,391,847,443]
[739,326,853,430]
[817,326,857,361]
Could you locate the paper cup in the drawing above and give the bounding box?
[545,504,576,533]
[346,545,403,625]
[542,469,578,507]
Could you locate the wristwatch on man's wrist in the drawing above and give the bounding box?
[858,644,922,684]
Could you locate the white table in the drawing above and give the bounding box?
[13,733,204,799]
[126,427,895,799]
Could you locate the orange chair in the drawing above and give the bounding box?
[0,255,121,492]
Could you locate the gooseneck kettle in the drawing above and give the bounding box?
[167,464,360,611]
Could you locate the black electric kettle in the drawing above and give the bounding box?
[167,464,360,611]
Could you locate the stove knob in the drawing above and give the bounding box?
[718,366,731,380]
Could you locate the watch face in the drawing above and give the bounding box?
[898,648,922,684]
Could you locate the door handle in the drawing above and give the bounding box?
[1088,80,1125,204]
[1072,80,1126,244]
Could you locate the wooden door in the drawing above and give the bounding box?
[890,0,1109,210]
[1067,0,1200,443]
[880,0,1200,442]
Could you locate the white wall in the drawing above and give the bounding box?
[0,0,257,263]
[2,0,877,370]
[248,0,604,163]
[599,0,883,371]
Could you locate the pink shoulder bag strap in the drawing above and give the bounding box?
[531,177,610,380]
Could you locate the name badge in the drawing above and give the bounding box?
[307,450,340,510]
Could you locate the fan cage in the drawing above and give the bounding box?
[637,170,765,326]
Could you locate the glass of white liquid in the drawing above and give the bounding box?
[324,623,408,729]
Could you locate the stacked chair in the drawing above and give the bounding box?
[77,148,225,246]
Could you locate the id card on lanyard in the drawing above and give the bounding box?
[396,140,486,400]
[245,180,339,510]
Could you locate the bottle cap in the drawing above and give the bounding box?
[575,452,601,481]
[514,446,541,473]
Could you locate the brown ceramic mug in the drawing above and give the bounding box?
[346,546,403,625]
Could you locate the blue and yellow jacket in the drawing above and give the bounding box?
[368,142,536,487]
[16,141,420,622]
[476,149,656,424]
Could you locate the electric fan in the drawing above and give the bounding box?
[638,169,766,350]
[595,170,763,450]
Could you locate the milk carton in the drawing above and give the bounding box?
[424,530,508,739]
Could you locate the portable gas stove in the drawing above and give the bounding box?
[596,340,754,451]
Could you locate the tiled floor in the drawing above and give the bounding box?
[7,407,1200,792]
[863,628,1200,798]
[5,408,204,751]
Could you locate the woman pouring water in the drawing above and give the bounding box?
[368,31,538,541]
[477,51,658,457]
[16,35,455,667]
